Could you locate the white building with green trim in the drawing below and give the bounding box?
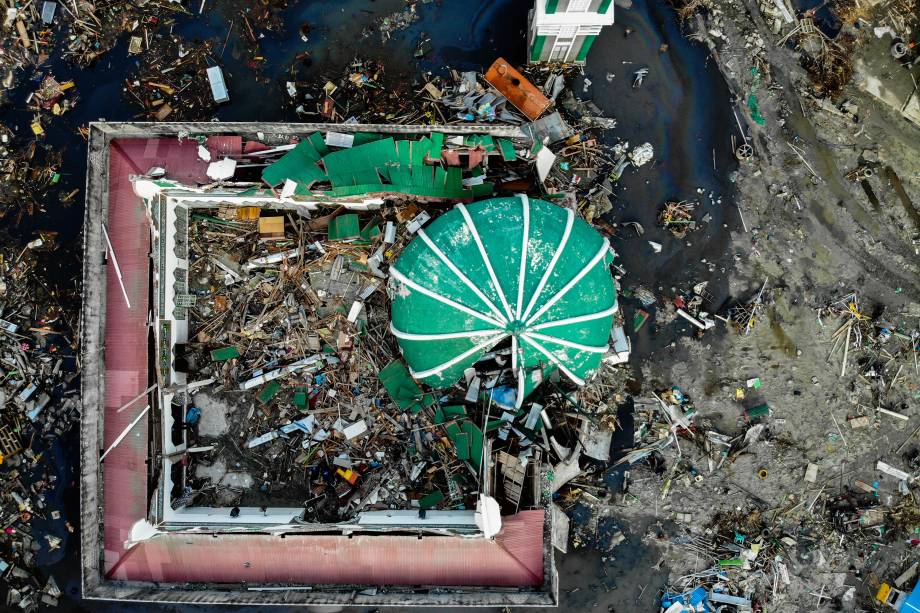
[528,0,615,64]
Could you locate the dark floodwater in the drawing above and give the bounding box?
[582,0,740,363]
[0,0,737,610]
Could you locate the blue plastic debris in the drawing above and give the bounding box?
[185,407,201,425]
[671,386,686,404]
[903,579,920,613]
[661,586,711,612]
[488,386,517,410]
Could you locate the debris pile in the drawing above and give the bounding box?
[819,291,919,407]
[160,192,633,520]
[0,136,67,218]
[0,232,79,610]
[61,0,188,66]
[0,2,62,102]
[125,35,227,121]
[658,200,697,238]
[275,55,659,248]
[366,1,435,43]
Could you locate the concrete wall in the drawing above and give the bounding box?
[532,33,593,63]
[79,124,111,595]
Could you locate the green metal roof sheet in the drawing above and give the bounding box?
[327,213,361,241]
[389,196,617,406]
[261,137,328,188]
[379,359,436,413]
[262,133,499,201]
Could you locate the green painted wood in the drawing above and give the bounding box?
[257,380,282,404]
[576,35,597,62]
[419,489,445,509]
[497,138,517,161]
[530,34,547,62]
[210,346,240,361]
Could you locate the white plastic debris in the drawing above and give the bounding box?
[206,65,230,103]
[632,67,648,88]
[629,142,654,167]
[346,301,364,323]
[206,158,237,181]
[648,240,662,253]
[535,146,556,183]
[475,494,502,539]
[280,179,298,199]
[343,420,368,440]
[383,221,396,243]
[324,131,355,148]
[877,460,911,482]
[407,210,431,234]
[246,430,280,449]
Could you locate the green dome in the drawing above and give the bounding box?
[389,195,617,404]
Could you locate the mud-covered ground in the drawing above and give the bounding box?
[559,0,920,610]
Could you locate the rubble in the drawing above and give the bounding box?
[141,122,635,524]
[0,231,79,610]
[124,35,227,121]
[0,0,916,606]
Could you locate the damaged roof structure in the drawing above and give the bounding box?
[81,121,634,606]
[391,195,616,397]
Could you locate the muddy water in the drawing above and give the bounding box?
[0,0,736,609]
[580,1,740,363]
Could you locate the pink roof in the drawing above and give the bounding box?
[102,139,208,573]
[100,137,545,589]
[108,510,544,586]
[205,135,243,157]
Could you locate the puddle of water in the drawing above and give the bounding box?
[790,0,843,38]
[768,307,798,357]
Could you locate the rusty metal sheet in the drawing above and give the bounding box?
[484,58,551,121]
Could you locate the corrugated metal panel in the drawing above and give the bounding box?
[102,140,153,572]
[495,509,545,583]
[111,510,544,586]
[98,137,545,591]
[102,139,209,575]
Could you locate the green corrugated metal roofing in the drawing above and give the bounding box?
[261,135,328,189]
[389,196,617,406]
[262,133,500,200]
